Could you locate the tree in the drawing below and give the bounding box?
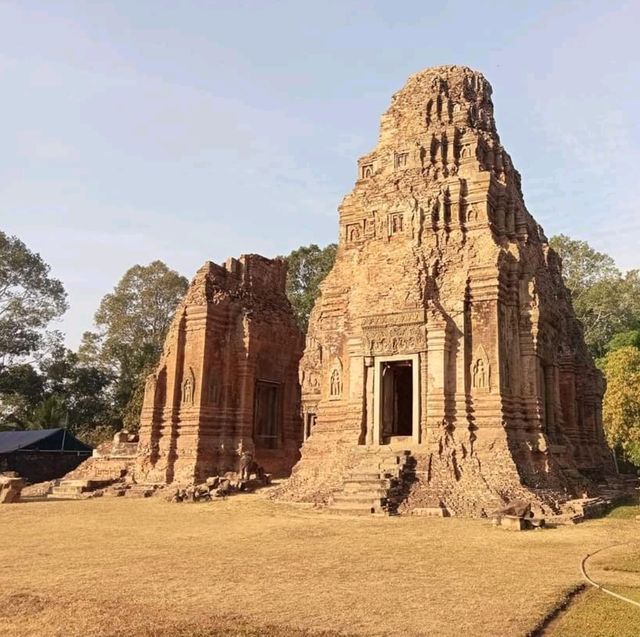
[39,345,115,430]
[0,232,69,429]
[0,343,115,433]
[83,261,188,429]
[549,235,640,358]
[601,346,640,466]
[283,243,337,332]
[0,231,67,363]
[30,394,67,429]
[0,363,45,430]
[606,329,640,353]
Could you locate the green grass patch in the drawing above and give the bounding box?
[549,587,640,636]
[606,503,640,519]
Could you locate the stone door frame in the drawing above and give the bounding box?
[372,353,421,446]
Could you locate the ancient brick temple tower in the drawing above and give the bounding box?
[283,65,616,515]
[136,255,303,484]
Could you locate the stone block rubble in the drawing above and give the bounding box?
[0,472,24,504]
[166,471,272,503]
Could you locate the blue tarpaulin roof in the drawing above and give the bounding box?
[0,428,92,454]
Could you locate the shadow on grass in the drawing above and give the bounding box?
[106,617,353,637]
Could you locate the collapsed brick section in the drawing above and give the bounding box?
[136,254,304,484]
[280,65,616,515]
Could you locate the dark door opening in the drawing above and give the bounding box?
[381,360,413,438]
[253,381,280,449]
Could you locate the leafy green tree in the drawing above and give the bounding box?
[0,231,67,363]
[30,394,67,429]
[606,329,640,353]
[39,345,115,430]
[82,261,188,429]
[550,235,640,358]
[283,243,337,332]
[601,346,640,466]
[0,345,115,432]
[0,231,70,429]
[0,363,45,429]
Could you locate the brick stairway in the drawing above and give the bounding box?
[48,456,135,500]
[329,449,415,515]
[48,478,113,499]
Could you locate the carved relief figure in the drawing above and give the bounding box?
[182,370,195,405]
[142,374,157,410]
[473,359,486,389]
[329,368,342,398]
[361,164,373,178]
[347,224,362,242]
[472,345,491,391]
[301,369,321,393]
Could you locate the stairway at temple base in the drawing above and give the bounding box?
[328,449,414,515]
[48,479,115,500]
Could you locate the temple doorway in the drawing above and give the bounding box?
[381,360,414,438]
[253,381,280,449]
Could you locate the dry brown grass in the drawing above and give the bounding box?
[0,495,639,637]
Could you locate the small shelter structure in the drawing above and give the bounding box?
[0,429,92,483]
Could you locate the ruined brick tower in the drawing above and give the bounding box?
[283,65,615,515]
[136,255,303,484]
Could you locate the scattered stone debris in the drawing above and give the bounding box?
[0,472,25,503]
[167,469,272,503]
[491,500,546,531]
[21,480,55,499]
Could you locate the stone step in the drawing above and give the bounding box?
[329,450,413,518]
[327,506,387,516]
[348,469,387,477]
[50,486,84,494]
[332,494,386,507]
[330,503,385,515]
[341,488,388,499]
[356,456,405,466]
[346,476,383,484]
[342,479,388,489]
[60,480,89,487]
[343,478,389,488]
[48,489,87,500]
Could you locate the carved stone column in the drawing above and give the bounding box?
[425,318,449,435]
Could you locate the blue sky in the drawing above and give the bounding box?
[1,1,639,348]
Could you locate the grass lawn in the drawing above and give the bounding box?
[0,495,639,637]
[548,513,640,637]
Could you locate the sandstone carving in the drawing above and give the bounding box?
[280,65,617,516]
[135,255,303,484]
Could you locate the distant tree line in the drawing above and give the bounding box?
[549,235,640,466]
[1,229,637,465]
[0,231,335,446]
[0,230,188,445]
